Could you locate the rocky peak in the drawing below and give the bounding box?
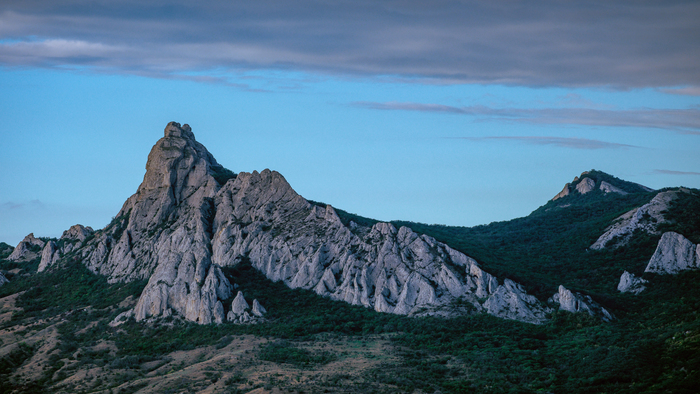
[7,233,45,262]
[59,122,554,325]
[552,170,653,201]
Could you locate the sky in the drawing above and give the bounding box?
[1,1,699,246]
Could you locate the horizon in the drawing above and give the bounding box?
[2,1,699,246]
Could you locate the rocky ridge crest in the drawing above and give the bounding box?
[8,122,620,325]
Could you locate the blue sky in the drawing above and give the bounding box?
[1,1,699,246]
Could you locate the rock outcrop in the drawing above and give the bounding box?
[38,224,94,272]
[7,233,45,262]
[227,291,266,324]
[211,169,550,323]
[599,181,628,195]
[617,271,647,294]
[552,170,652,202]
[75,122,234,324]
[38,241,60,272]
[575,177,596,194]
[549,285,614,321]
[645,232,700,274]
[54,122,553,325]
[590,190,679,250]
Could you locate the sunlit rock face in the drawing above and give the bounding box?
[66,122,552,324]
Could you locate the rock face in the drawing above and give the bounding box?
[617,271,647,294]
[7,233,45,262]
[575,177,596,194]
[552,170,652,202]
[0,272,9,286]
[38,224,94,273]
[599,181,628,195]
[211,170,550,323]
[54,122,552,325]
[645,232,700,274]
[549,285,614,321]
[76,122,234,324]
[590,190,679,250]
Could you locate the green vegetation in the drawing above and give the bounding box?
[0,183,698,392]
[258,340,337,367]
[0,242,12,259]
[211,164,237,186]
[658,188,700,244]
[394,188,659,298]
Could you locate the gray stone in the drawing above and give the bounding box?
[71,122,551,325]
[231,291,249,315]
[591,190,679,250]
[599,181,628,195]
[7,233,45,262]
[617,271,647,294]
[0,272,9,286]
[575,178,596,194]
[252,299,266,317]
[38,240,60,272]
[645,232,699,274]
[109,309,134,327]
[550,285,613,322]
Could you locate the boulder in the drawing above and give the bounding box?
[617,271,647,294]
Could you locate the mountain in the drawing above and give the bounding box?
[1,122,699,393]
[25,122,561,324]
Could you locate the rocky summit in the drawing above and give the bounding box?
[24,122,568,325]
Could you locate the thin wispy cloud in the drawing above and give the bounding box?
[355,101,700,134]
[0,1,699,89]
[654,169,700,176]
[456,136,635,150]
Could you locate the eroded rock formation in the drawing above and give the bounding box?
[8,233,45,262]
[45,122,555,324]
[590,190,680,250]
[617,271,647,294]
[645,232,700,274]
[549,285,613,321]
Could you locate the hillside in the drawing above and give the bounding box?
[0,123,699,393]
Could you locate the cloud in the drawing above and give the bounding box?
[457,136,635,150]
[355,101,700,133]
[659,87,700,96]
[0,1,699,88]
[654,169,700,176]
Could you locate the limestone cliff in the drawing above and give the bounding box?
[77,122,234,324]
[49,122,554,324]
[590,190,681,250]
[211,169,550,323]
[645,232,700,274]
